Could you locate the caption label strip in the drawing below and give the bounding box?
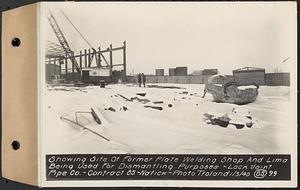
[46,154,290,180]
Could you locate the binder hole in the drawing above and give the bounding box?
[11,38,21,47]
[11,141,20,150]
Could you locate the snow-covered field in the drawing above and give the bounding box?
[42,83,293,154]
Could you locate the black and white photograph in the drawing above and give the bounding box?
[39,2,297,187]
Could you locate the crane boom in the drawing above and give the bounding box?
[58,9,110,68]
[47,10,81,73]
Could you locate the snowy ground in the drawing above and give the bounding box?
[42,83,293,154]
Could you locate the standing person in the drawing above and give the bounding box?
[137,73,142,87]
[142,73,146,87]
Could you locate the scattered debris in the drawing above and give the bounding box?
[136,92,146,97]
[108,107,116,112]
[118,106,128,111]
[118,94,132,101]
[130,97,151,104]
[122,106,128,111]
[232,108,252,120]
[181,91,188,94]
[147,85,185,89]
[60,116,110,141]
[75,108,102,125]
[90,108,102,124]
[204,108,254,129]
[144,105,163,111]
[153,101,164,104]
[168,104,173,107]
[204,113,230,127]
[99,80,106,88]
[117,94,150,104]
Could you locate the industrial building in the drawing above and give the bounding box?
[169,68,176,76]
[175,67,188,76]
[192,70,203,75]
[203,69,218,75]
[155,69,164,76]
[265,73,290,86]
[168,67,188,76]
[192,69,218,76]
[233,67,265,85]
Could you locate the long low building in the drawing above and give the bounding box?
[169,67,188,76]
[265,73,290,86]
[233,67,266,85]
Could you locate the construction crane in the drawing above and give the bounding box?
[58,9,110,68]
[47,10,81,73]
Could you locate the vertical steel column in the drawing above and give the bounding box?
[123,41,127,82]
[84,49,87,68]
[71,53,75,82]
[98,46,101,67]
[59,59,62,78]
[79,51,82,69]
[88,49,91,67]
[65,54,68,81]
[109,44,113,76]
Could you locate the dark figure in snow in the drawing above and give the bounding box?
[137,73,142,87]
[141,73,146,87]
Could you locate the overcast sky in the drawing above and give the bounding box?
[42,2,296,75]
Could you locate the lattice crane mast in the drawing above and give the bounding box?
[47,10,81,73]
